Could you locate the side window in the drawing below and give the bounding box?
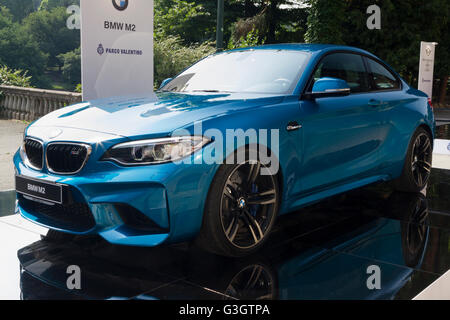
[311,53,370,93]
[366,58,400,90]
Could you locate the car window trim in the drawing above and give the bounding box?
[363,56,402,92]
[300,50,402,100]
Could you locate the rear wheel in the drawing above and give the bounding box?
[400,194,429,267]
[395,128,433,192]
[196,160,279,257]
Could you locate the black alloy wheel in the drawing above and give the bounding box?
[395,128,433,193]
[197,159,279,257]
[410,132,433,188]
[224,264,276,300]
[220,161,278,249]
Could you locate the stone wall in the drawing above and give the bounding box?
[0,85,82,122]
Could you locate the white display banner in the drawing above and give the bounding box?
[418,41,437,99]
[81,0,154,101]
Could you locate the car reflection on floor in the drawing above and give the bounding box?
[18,183,447,300]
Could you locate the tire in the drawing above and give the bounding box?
[196,159,280,257]
[400,194,429,268]
[394,127,433,193]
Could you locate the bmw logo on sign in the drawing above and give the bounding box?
[112,0,129,11]
[447,143,450,152]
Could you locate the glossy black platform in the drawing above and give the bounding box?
[5,125,450,300]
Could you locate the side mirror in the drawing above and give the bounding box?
[159,78,173,90]
[303,77,351,100]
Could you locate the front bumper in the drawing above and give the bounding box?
[14,142,218,246]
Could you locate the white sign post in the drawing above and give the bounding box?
[418,41,438,99]
[80,0,154,101]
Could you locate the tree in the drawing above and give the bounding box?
[155,0,212,43]
[39,0,79,11]
[154,0,275,45]
[432,3,450,105]
[229,0,308,45]
[58,47,80,84]
[0,5,13,29]
[304,0,346,44]
[0,0,35,21]
[342,1,449,92]
[22,7,80,69]
[0,22,47,86]
[305,0,450,103]
[228,28,265,49]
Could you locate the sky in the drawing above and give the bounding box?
[280,0,310,9]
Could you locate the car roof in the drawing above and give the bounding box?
[229,43,378,59]
[224,43,403,94]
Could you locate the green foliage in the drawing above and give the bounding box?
[228,28,265,49]
[154,36,215,87]
[74,83,81,93]
[304,0,449,90]
[0,0,35,21]
[0,20,48,86]
[0,65,32,87]
[340,0,450,87]
[304,0,346,44]
[0,0,446,100]
[0,6,13,29]
[0,2,80,88]
[228,1,308,45]
[58,47,80,85]
[39,0,79,11]
[154,0,284,45]
[22,7,80,68]
[155,0,212,43]
[275,4,308,43]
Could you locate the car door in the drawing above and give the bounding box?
[363,56,404,171]
[298,52,383,196]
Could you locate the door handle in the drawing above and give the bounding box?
[368,99,382,107]
[287,121,302,131]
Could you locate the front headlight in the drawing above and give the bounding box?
[101,136,210,165]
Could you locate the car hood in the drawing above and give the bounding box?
[30,92,285,138]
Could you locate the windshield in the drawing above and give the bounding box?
[161,50,310,95]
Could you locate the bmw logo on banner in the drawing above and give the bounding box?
[113,0,129,11]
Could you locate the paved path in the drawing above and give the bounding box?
[0,120,27,191]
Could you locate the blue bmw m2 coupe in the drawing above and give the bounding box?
[14,44,435,257]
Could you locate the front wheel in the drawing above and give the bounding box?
[395,127,433,192]
[196,160,279,257]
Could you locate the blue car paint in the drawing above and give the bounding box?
[14,44,435,247]
[277,218,429,300]
[311,77,350,92]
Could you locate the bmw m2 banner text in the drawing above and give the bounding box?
[80,0,154,100]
